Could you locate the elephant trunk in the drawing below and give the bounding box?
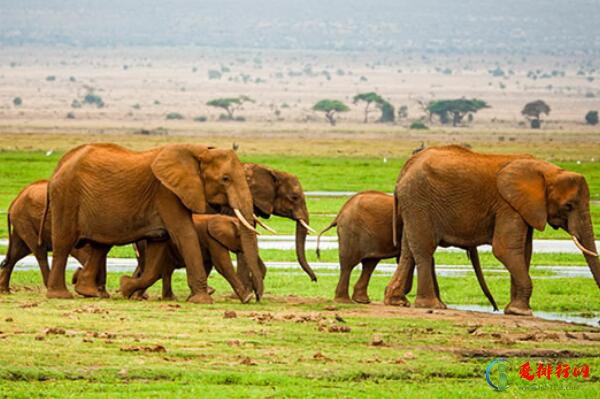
[295,220,317,282]
[570,210,600,289]
[228,187,264,300]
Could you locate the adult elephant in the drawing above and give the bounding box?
[42,143,262,303]
[384,145,600,315]
[243,163,317,281]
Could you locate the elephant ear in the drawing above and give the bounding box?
[151,145,208,214]
[207,217,241,252]
[497,159,547,231]
[244,163,277,217]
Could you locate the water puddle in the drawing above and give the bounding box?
[449,304,600,328]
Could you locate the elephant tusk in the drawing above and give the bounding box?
[132,242,140,258]
[572,235,599,257]
[234,208,260,235]
[299,219,317,234]
[253,215,277,234]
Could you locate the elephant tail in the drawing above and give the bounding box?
[316,220,337,260]
[0,212,11,269]
[392,189,398,247]
[467,248,499,311]
[37,184,50,247]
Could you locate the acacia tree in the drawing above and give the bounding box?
[521,100,550,129]
[427,98,489,126]
[312,99,349,126]
[377,100,395,123]
[207,95,253,120]
[353,92,383,123]
[585,110,599,126]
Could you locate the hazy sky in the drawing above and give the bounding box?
[1,1,599,54]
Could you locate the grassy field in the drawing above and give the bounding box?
[0,269,598,398]
[0,133,599,398]
[1,150,599,240]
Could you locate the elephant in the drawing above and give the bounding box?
[42,143,262,304]
[123,162,317,299]
[119,215,254,302]
[384,145,600,316]
[0,180,89,293]
[316,190,498,309]
[242,162,316,281]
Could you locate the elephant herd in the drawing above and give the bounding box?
[1,143,599,316]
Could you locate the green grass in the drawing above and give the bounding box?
[0,151,599,239]
[0,269,598,398]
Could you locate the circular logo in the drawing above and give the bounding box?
[486,359,508,391]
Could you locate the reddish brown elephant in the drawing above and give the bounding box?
[0,180,89,293]
[120,215,253,303]
[385,145,600,315]
[42,143,262,303]
[317,190,497,309]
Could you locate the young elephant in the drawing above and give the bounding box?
[317,191,498,309]
[119,214,253,303]
[0,180,89,293]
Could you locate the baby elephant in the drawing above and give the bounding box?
[0,180,89,293]
[317,191,498,309]
[119,214,254,303]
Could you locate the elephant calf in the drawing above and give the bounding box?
[317,190,498,309]
[119,214,254,303]
[0,180,89,293]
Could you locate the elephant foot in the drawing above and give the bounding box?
[131,290,149,301]
[71,267,82,284]
[504,302,533,317]
[0,284,11,294]
[46,288,73,299]
[352,292,371,304]
[187,292,214,304]
[384,294,410,307]
[414,296,447,309]
[207,286,216,295]
[239,291,253,304]
[161,293,177,301]
[334,295,353,304]
[75,283,105,298]
[119,276,137,299]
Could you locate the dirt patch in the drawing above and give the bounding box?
[120,344,166,353]
[459,348,600,359]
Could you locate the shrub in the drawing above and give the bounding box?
[166,112,184,120]
[585,111,598,126]
[410,120,428,130]
[208,70,222,80]
[83,92,104,108]
[13,97,22,106]
[46,75,56,81]
[66,112,76,119]
[71,99,82,108]
[193,115,208,122]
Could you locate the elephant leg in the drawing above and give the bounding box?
[352,259,379,304]
[334,252,358,303]
[120,241,168,299]
[32,248,51,287]
[47,228,78,299]
[210,244,252,303]
[156,189,211,304]
[161,266,177,301]
[75,244,110,298]
[0,234,30,293]
[384,233,414,306]
[258,256,267,279]
[492,218,532,316]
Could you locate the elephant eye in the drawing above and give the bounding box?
[564,203,574,212]
[222,175,231,184]
[291,194,300,202]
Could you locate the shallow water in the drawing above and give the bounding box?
[449,304,600,328]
